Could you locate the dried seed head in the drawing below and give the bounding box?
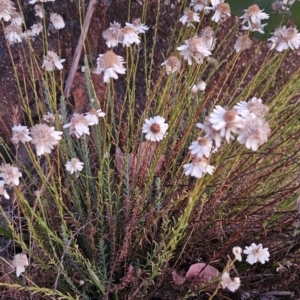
[121,26,136,35]
[217,3,230,14]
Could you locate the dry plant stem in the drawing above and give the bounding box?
[64,0,97,98]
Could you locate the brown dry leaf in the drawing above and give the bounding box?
[172,270,186,285]
[185,263,220,290]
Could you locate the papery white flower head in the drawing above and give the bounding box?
[102,21,123,48]
[50,13,65,30]
[234,34,252,52]
[196,118,223,148]
[63,113,90,138]
[237,117,270,151]
[5,24,22,44]
[29,0,54,4]
[240,4,269,25]
[0,0,15,21]
[142,116,169,142]
[179,8,200,27]
[192,79,207,92]
[94,50,126,83]
[234,97,268,119]
[191,0,209,12]
[281,0,296,10]
[84,108,105,126]
[10,12,22,26]
[183,156,215,178]
[34,4,43,18]
[12,253,29,277]
[242,21,267,34]
[43,112,55,123]
[31,22,43,36]
[161,55,181,74]
[177,36,212,65]
[11,124,32,144]
[189,137,212,158]
[205,0,231,23]
[208,106,243,142]
[0,180,9,199]
[243,243,270,264]
[221,272,241,292]
[42,50,65,71]
[125,18,149,33]
[268,26,300,52]
[232,246,243,262]
[0,164,22,186]
[120,26,140,47]
[200,26,216,50]
[65,158,84,174]
[30,123,63,156]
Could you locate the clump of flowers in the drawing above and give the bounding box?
[94,50,126,83]
[30,123,63,156]
[142,116,169,142]
[42,50,65,71]
[65,158,84,174]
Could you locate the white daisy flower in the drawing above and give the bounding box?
[42,50,65,71]
[237,117,270,151]
[43,112,55,123]
[102,22,123,48]
[205,0,231,23]
[65,158,84,174]
[125,18,149,33]
[120,26,140,47]
[94,50,126,83]
[161,55,181,74]
[30,123,63,156]
[5,24,22,44]
[10,12,23,26]
[208,106,243,142]
[232,246,243,262]
[11,124,32,144]
[243,243,270,264]
[234,97,268,119]
[142,116,168,142]
[0,164,22,186]
[221,272,241,292]
[196,118,223,148]
[84,108,105,126]
[50,13,65,30]
[240,4,269,25]
[34,4,43,18]
[29,0,54,4]
[0,180,9,199]
[191,0,209,12]
[12,253,29,277]
[31,22,43,36]
[188,137,212,158]
[234,34,252,52]
[0,0,15,21]
[177,36,212,65]
[179,8,200,27]
[63,113,90,138]
[269,26,300,52]
[183,156,215,178]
